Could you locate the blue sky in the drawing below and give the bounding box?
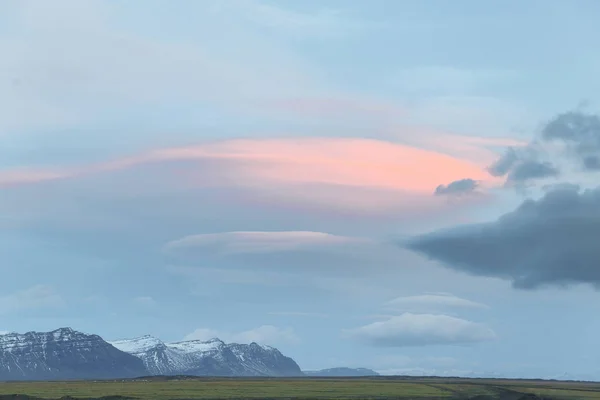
[3,0,600,378]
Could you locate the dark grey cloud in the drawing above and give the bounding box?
[487,146,559,184]
[405,184,600,289]
[434,178,478,196]
[487,110,600,182]
[487,148,519,177]
[541,111,600,152]
[506,160,559,182]
[583,155,600,170]
[541,110,600,171]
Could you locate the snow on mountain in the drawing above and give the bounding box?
[110,334,163,354]
[110,336,302,377]
[167,338,224,354]
[0,327,302,380]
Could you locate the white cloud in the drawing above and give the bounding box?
[0,285,64,315]
[231,325,299,345]
[164,231,370,255]
[344,313,496,347]
[385,293,488,312]
[184,325,299,346]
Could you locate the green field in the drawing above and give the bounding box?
[0,377,599,400]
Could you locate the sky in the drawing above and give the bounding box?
[3,0,600,379]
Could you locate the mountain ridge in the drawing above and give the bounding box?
[0,327,303,380]
[109,334,301,377]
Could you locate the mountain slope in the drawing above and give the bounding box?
[109,335,192,376]
[227,342,303,376]
[0,328,147,380]
[110,336,302,377]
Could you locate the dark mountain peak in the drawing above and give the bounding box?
[231,341,271,350]
[204,337,225,345]
[247,342,261,350]
[248,342,264,348]
[48,327,94,340]
[0,328,147,380]
[52,327,74,334]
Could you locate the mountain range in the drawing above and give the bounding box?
[0,328,373,381]
[109,335,301,377]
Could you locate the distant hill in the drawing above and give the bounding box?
[303,367,379,377]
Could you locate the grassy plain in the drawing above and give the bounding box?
[0,377,599,400]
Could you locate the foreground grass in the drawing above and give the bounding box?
[0,377,599,399]
[0,379,449,399]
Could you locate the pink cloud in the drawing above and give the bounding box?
[0,169,68,187]
[151,138,493,193]
[0,137,498,215]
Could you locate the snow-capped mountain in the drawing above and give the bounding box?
[0,328,147,380]
[110,336,302,377]
[0,328,302,380]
